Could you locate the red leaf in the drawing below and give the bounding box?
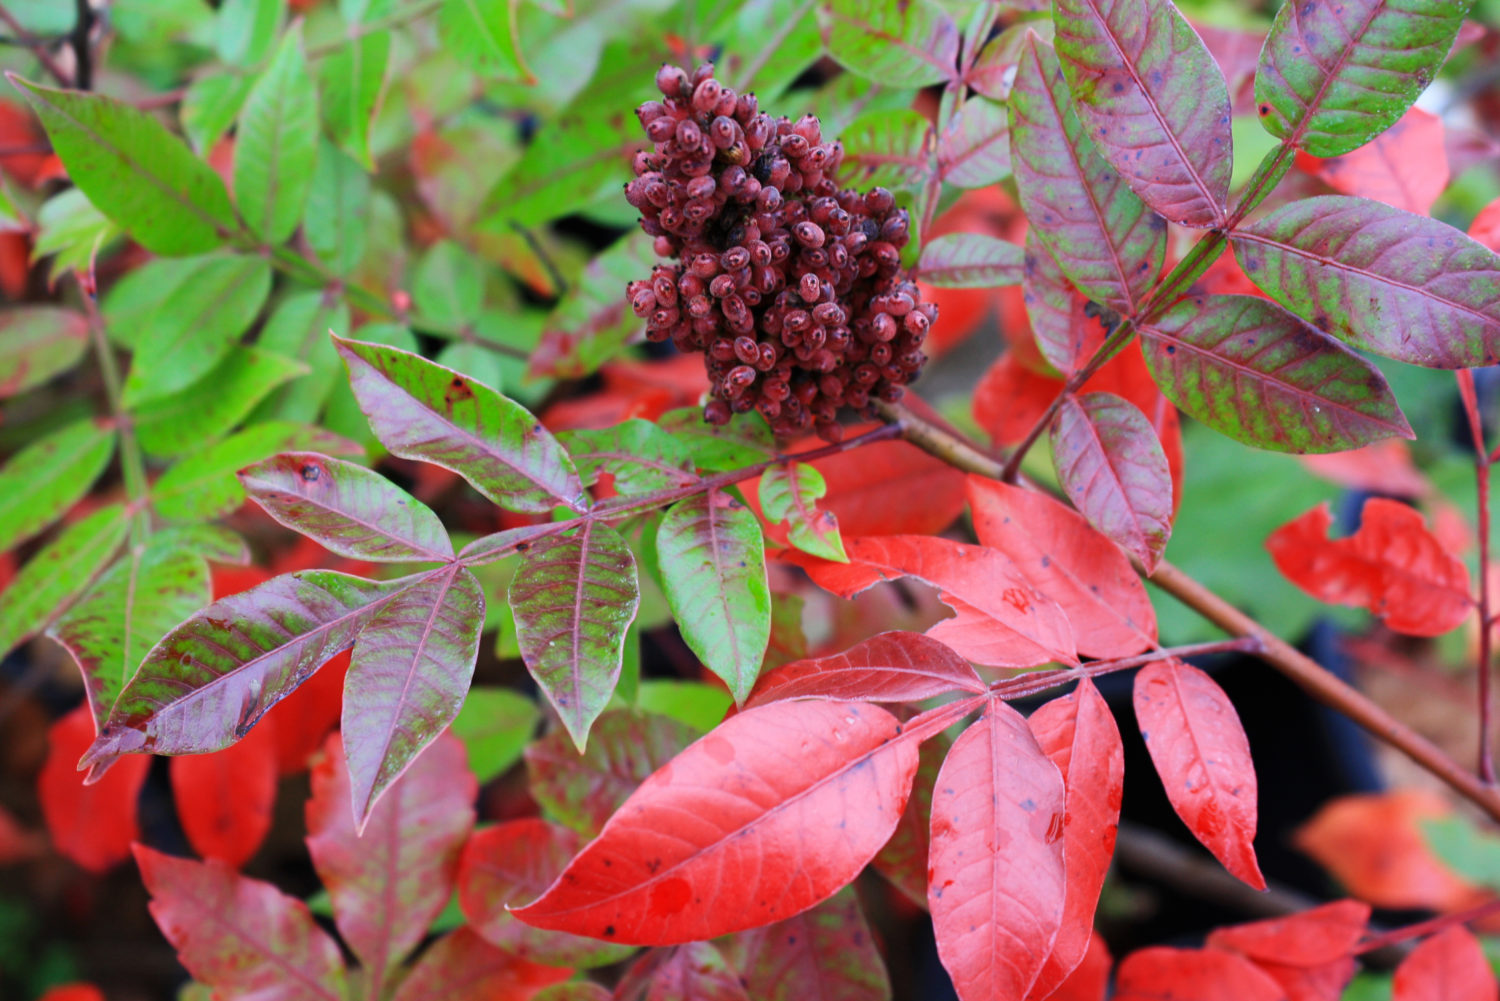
[1393,926,1499,1001]
[720,884,891,1001]
[266,649,348,775]
[929,701,1067,1001]
[973,353,1062,446]
[513,700,921,945]
[1206,899,1369,967]
[798,535,1078,668]
[1039,932,1112,1001]
[1026,681,1124,999]
[390,926,572,1001]
[1267,499,1472,636]
[1471,195,1500,252]
[134,843,346,1000]
[805,432,968,538]
[1114,947,1285,1001]
[639,942,750,1001]
[458,818,635,968]
[169,712,279,868]
[305,731,476,979]
[1300,440,1431,499]
[1133,659,1265,890]
[36,985,105,1001]
[39,705,149,873]
[1313,109,1448,216]
[746,631,985,707]
[534,985,614,1001]
[968,476,1157,658]
[872,731,948,908]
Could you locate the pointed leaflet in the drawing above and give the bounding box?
[40,706,150,874]
[937,96,1011,188]
[0,504,128,659]
[390,927,571,1001]
[509,520,640,750]
[525,709,698,838]
[1255,0,1468,157]
[513,700,921,945]
[82,571,405,770]
[1393,926,1499,1001]
[320,5,391,170]
[657,490,771,704]
[335,336,586,513]
[0,307,87,397]
[1023,232,1100,375]
[1114,948,1284,1001]
[1026,680,1123,999]
[0,417,114,553]
[968,476,1155,658]
[1266,499,1471,637]
[11,78,237,255]
[1010,36,1165,315]
[800,535,1077,668]
[747,631,983,707]
[1134,658,1265,889]
[1051,392,1172,571]
[234,27,318,245]
[239,452,454,562]
[1207,899,1368,999]
[459,818,636,968]
[1232,196,1500,369]
[759,462,848,562]
[134,346,309,458]
[134,844,347,1001]
[169,715,278,869]
[928,700,1066,1001]
[818,0,960,89]
[559,419,696,495]
[720,884,892,1001]
[307,732,476,980]
[1139,294,1412,453]
[915,233,1025,288]
[343,564,485,824]
[1051,0,1233,227]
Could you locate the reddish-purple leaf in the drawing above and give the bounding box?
[968,476,1156,658]
[1114,947,1284,1001]
[929,700,1067,1001]
[938,97,1011,188]
[1133,658,1265,890]
[458,818,636,968]
[1393,926,1499,1001]
[1010,35,1165,315]
[239,452,454,562]
[800,535,1078,668]
[1232,196,1500,369]
[169,717,279,869]
[1023,232,1097,375]
[512,700,921,945]
[1026,680,1123,999]
[872,731,948,908]
[389,927,572,1001]
[509,521,640,751]
[306,731,476,981]
[915,233,1026,289]
[134,843,347,1001]
[1050,392,1173,572]
[343,564,485,825]
[1052,0,1233,227]
[641,942,750,1001]
[534,985,613,1001]
[746,631,984,707]
[525,709,698,838]
[721,885,891,1001]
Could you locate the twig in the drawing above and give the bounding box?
[0,1,70,86]
[77,266,150,547]
[1354,897,1500,956]
[68,0,92,91]
[987,637,1262,703]
[1457,368,1494,783]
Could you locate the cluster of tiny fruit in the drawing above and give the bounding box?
[624,63,935,441]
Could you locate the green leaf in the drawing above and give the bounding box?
[480,108,636,228]
[819,0,960,88]
[440,0,531,80]
[1256,0,1469,157]
[334,336,588,513]
[835,109,936,193]
[320,8,391,168]
[634,680,733,733]
[528,231,657,379]
[559,419,695,495]
[122,254,272,405]
[759,462,848,562]
[52,534,213,731]
[509,521,640,750]
[915,233,1025,288]
[0,417,115,554]
[101,254,203,349]
[0,306,88,398]
[413,239,484,330]
[180,73,252,155]
[1423,816,1500,889]
[656,407,774,472]
[451,686,539,783]
[937,96,1010,188]
[31,188,121,282]
[1139,294,1414,453]
[234,26,320,245]
[304,141,371,277]
[0,504,128,659]
[12,77,238,256]
[253,289,354,423]
[216,0,285,66]
[714,0,822,96]
[134,346,308,458]
[656,490,771,703]
[152,422,363,523]
[239,452,455,562]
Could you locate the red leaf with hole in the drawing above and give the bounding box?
[512,700,921,945]
[1134,659,1264,889]
[746,631,984,707]
[390,926,572,1001]
[929,700,1067,1001]
[1311,109,1448,216]
[1267,498,1472,636]
[969,476,1156,658]
[305,731,475,980]
[1393,926,1499,1001]
[1114,947,1285,1001]
[39,704,149,874]
[1207,900,1370,1001]
[798,535,1077,668]
[1026,680,1123,999]
[169,711,279,868]
[134,843,347,1000]
[720,884,890,1001]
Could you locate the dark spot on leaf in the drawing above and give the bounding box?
[604,925,616,936]
[300,464,321,482]
[445,376,473,403]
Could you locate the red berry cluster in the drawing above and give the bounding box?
[624,63,935,441]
